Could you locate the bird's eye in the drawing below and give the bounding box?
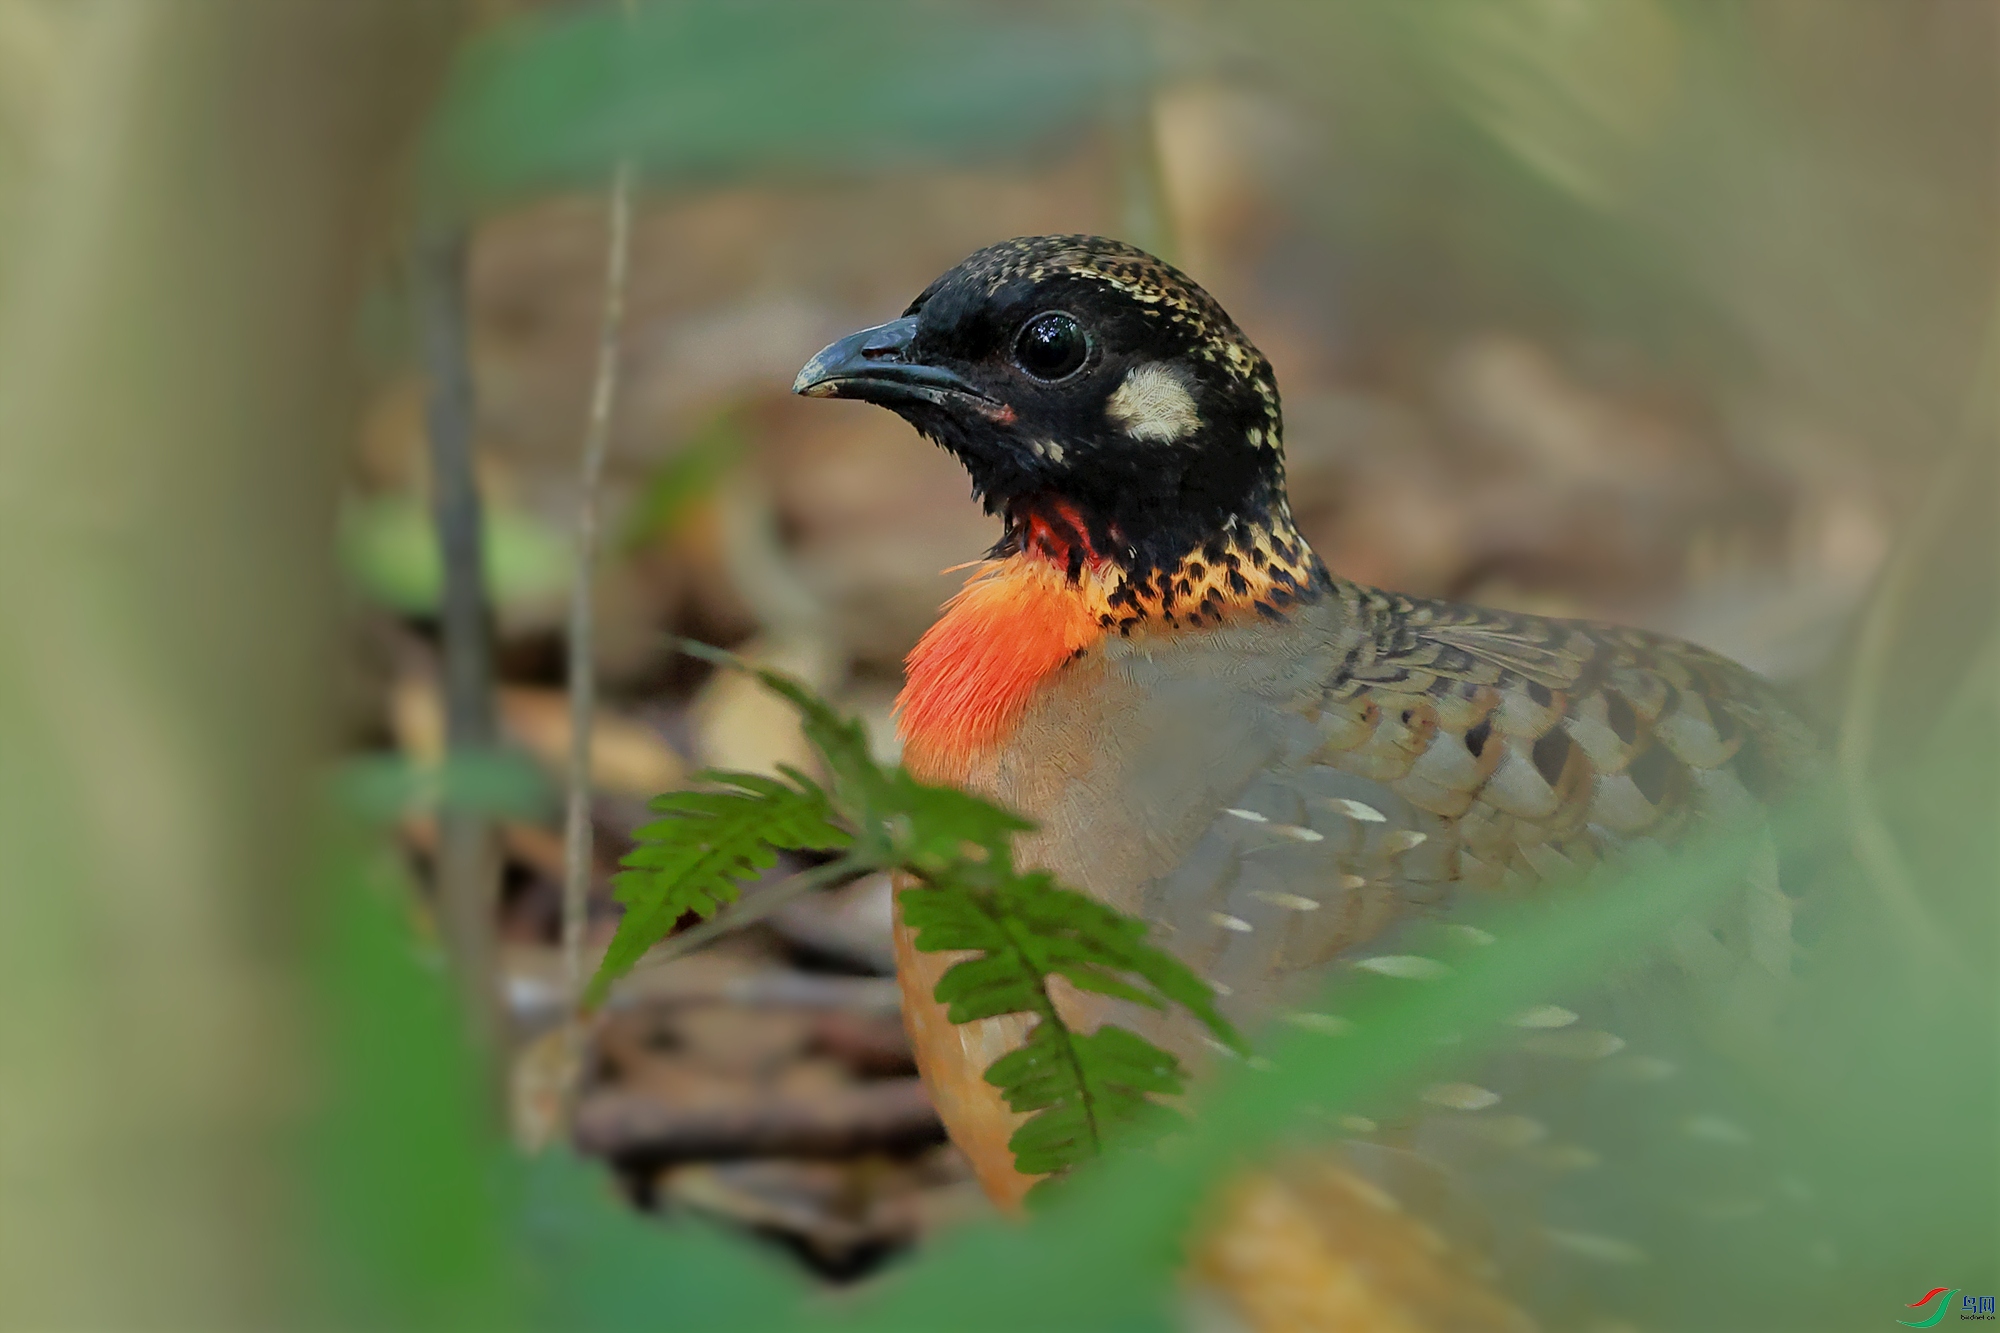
[1013,311,1088,382]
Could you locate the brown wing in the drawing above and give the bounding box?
[1137,589,1825,1328]
[1132,581,1820,1027]
[1331,585,1818,889]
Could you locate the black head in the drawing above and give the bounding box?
[794,235,1290,568]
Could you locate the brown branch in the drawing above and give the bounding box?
[573,1078,941,1162]
[808,1009,917,1077]
[418,229,505,1061]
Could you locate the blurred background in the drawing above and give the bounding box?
[0,1,1991,1329]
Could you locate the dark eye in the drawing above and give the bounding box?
[1013,311,1088,382]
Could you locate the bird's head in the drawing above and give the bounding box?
[795,235,1300,581]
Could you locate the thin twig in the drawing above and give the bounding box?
[562,157,637,1036]
[418,229,505,1061]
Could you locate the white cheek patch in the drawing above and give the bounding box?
[1105,362,1200,444]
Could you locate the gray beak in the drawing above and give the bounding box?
[793,316,984,407]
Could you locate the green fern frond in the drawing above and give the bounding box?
[678,640,879,796]
[999,877,1244,1051]
[904,869,1244,1048]
[585,766,850,1004]
[990,1021,1189,1178]
[867,771,1035,872]
[903,863,1243,1181]
[617,643,1240,1186]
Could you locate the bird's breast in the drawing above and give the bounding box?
[896,556,1106,788]
[897,524,1334,787]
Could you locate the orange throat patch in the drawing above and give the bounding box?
[896,557,1101,785]
[896,520,1324,783]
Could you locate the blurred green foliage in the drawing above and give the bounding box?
[424,0,1153,213]
[342,492,572,616]
[309,839,517,1329]
[330,749,553,827]
[620,411,745,550]
[308,833,808,1331]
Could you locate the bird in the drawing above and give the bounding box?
[793,235,1824,1329]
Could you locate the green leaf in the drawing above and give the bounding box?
[906,869,1242,1051]
[308,839,521,1329]
[630,651,1236,1186]
[871,772,1037,870]
[677,642,1035,862]
[422,0,1154,216]
[340,492,569,615]
[328,750,552,825]
[586,767,850,1004]
[1002,877,1243,1051]
[993,1022,1190,1178]
[903,863,1239,1180]
[676,641,884,799]
[518,1152,804,1333]
[755,672,882,801]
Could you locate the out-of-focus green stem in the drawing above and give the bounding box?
[1833,298,1998,1002]
[0,4,452,1325]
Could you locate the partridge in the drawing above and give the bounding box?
[794,235,1822,1325]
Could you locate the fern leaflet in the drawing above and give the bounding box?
[586,766,849,1004]
[903,863,1245,1183]
[604,643,1242,1187]
[989,1022,1188,1176]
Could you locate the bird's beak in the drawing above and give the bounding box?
[793,315,987,408]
